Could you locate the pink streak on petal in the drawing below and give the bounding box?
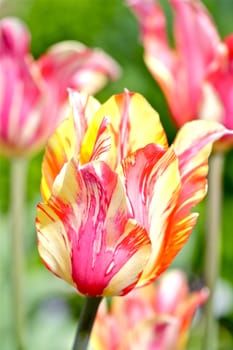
[122,143,166,226]
[51,161,146,296]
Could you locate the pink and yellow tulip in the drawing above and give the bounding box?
[36,89,232,296]
[0,17,120,157]
[127,0,233,148]
[90,270,208,350]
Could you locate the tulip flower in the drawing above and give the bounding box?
[90,270,209,350]
[0,17,120,158]
[127,0,233,147]
[36,89,233,297]
[40,88,167,202]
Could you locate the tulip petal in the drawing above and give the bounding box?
[0,17,30,56]
[40,115,76,201]
[178,288,209,342]
[121,143,167,226]
[170,120,233,222]
[0,60,40,156]
[69,89,111,165]
[140,149,182,285]
[38,41,121,96]
[127,0,179,119]
[36,203,74,286]
[155,270,190,315]
[81,90,168,168]
[170,0,220,112]
[203,35,233,147]
[40,91,101,201]
[37,159,151,296]
[153,121,233,280]
[122,145,181,286]
[128,0,222,126]
[102,219,151,296]
[173,120,232,187]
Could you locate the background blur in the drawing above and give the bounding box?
[0,0,233,349]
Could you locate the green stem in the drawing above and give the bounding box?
[72,296,102,350]
[203,152,224,350]
[10,157,28,350]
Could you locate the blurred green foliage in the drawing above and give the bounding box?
[1,0,233,349]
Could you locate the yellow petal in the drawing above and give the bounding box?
[80,90,168,168]
[137,148,181,286]
[36,203,73,286]
[41,91,100,201]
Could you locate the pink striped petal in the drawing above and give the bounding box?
[36,159,151,296]
[37,41,121,96]
[0,18,120,157]
[170,121,233,222]
[82,90,168,168]
[151,121,233,281]
[173,120,232,184]
[121,143,167,226]
[0,47,42,156]
[121,145,181,286]
[128,0,222,127]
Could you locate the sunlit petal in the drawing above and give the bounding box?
[40,90,103,201]
[81,90,168,168]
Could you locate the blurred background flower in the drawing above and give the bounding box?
[127,0,233,149]
[90,270,208,350]
[0,17,120,158]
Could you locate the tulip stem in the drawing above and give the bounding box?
[72,296,102,350]
[203,151,224,350]
[10,157,28,350]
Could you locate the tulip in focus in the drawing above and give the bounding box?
[35,89,233,297]
[90,270,209,350]
[0,17,120,157]
[127,0,233,149]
